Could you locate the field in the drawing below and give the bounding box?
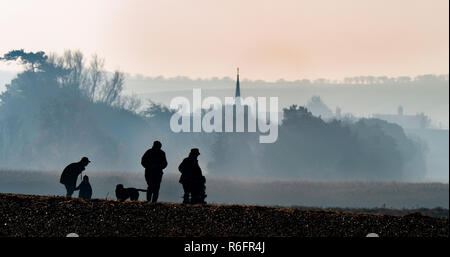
[0,170,448,209]
[0,193,448,237]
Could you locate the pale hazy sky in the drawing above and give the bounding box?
[1,0,448,81]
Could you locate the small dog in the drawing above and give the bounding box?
[115,184,147,201]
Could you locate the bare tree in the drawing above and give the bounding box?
[117,94,142,112]
[86,54,105,100]
[61,50,85,87]
[99,71,124,105]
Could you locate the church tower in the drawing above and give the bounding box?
[235,67,242,107]
[233,67,249,132]
[235,67,241,98]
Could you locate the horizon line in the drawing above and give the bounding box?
[1,68,448,84]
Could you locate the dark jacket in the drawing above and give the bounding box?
[178,157,203,184]
[60,162,85,186]
[141,148,168,175]
[76,180,92,199]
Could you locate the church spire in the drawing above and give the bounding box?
[235,67,240,98]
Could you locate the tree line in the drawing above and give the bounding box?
[0,50,427,181]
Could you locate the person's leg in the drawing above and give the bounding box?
[145,173,152,202]
[65,184,75,197]
[151,190,158,203]
[191,181,199,204]
[182,183,191,204]
[146,186,152,202]
[151,173,162,203]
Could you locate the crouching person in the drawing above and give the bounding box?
[191,175,207,204]
[76,175,92,199]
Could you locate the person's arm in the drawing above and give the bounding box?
[161,152,168,170]
[141,150,149,168]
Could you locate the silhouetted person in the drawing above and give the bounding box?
[141,141,168,202]
[75,175,92,199]
[178,148,207,204]
[60,157,90,197]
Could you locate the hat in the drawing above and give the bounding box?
[190,148,200,155]
[81,157,91,163]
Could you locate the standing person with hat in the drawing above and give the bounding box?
[178,148,207,204]
[141,140,168,203]
[60,157,91,197]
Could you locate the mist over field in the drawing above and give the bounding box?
[0,49,448,190]
[0,170,448,209]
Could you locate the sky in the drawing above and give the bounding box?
[0,0,448,81]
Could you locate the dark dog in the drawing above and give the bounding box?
[115,184,147,201]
